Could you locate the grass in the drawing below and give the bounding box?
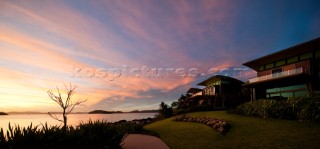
[144,111,320,149]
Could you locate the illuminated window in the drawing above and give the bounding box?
[287,56,298,64]
[300,52,313,60]
[316,50,320,58]
[294,91,308,97]
[265,63,274,69]
[258,66,264,71]
[266,84,307,98]
[275,60,286,67]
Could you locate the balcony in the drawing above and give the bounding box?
[249,67,309,83]
[191,91,203,97]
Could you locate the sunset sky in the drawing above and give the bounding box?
[1,0,320,112]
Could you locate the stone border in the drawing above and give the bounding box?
[173,115,231,134]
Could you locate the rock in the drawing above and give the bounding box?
[173,115,231,134]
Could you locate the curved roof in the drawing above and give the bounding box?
[197,75,244,86]
[186,88,202,94]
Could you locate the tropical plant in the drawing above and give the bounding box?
[0,120,150,149]
[157,102,173,119]
[177,94,187,109]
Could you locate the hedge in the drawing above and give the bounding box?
[229,94,320,121]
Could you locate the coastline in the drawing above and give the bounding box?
[115,117,156,126]
[0,113,157,131]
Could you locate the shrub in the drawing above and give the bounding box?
[113,121,158,136]
[157,102,173,119]
[295,95,320,121]
[0,120,150,149]
[229,94,320,121]
[74,120,125,149]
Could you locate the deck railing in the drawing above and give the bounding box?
[191,92,203,97]
[249,67,309,83]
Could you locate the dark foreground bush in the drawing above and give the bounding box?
[229,94,320,121]
[0,120,147,149]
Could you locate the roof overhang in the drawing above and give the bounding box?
[243,37,320,71]
[197,75,244,86]
[186,88,202,94]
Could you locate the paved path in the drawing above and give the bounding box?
[122,134,170,149]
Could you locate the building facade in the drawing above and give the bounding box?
[195,75,244,108]
[243,38,320,100]
[186,88,203,98]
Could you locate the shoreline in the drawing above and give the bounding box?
[115,117,156,125]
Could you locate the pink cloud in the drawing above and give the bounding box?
[0,0,250,112]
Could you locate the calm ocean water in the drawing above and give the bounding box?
[0,113,156,131]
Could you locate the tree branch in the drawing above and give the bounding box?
[66,98,87,114]
[48,112,63,123]
[47,83,87,127]
[47,90,63,108]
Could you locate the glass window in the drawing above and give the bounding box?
[205,86,215,95]
[267,87,283,93]
[282,92,294,98]
[266,84,307,94]
[221,80,230,84]
[294,90,308,97]
[266,88,275,93]
[284,84,306,90]
[258,66,264,71]
[269,93,280,97]
[265,63,274,69]
[300,52,313,60]
[316,50,320,58]
[287,56,298,64]
[209,81,221,86]
[276,60,286,67]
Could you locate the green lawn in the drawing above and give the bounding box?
[144,111,320,149]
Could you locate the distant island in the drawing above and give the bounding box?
[88,110,158,114]
[129,110,158,113]
[88,110,123,114]
[0,112,8,115]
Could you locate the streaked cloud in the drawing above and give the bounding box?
[0,0,319,112]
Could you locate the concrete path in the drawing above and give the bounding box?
[122,134,170,149]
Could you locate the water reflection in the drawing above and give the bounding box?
[0,113,156,131]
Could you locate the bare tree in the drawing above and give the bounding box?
[47,83,87,128]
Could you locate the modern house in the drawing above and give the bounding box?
[243,38,320,100]
[186,75,244,108]
[185,88,204,109]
